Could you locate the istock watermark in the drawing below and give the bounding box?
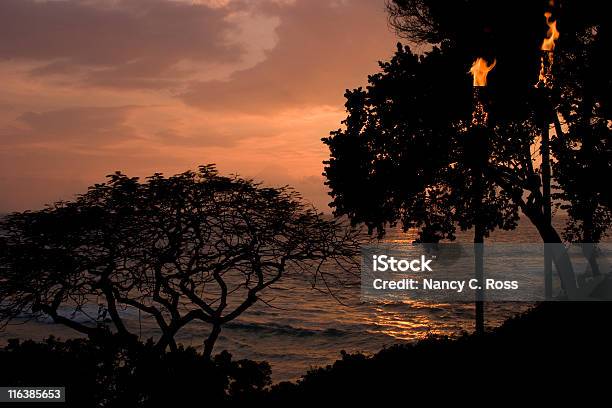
[372,254,434,272]
[361,243,612,302]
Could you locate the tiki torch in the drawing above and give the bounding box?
[535,11,559,299]
[468,57,496,334]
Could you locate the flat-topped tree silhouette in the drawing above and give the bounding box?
[0,165,361,357]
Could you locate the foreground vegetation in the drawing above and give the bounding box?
[2,302,610,406]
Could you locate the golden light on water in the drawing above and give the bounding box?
[367,301,534,341]
[367,302,452,340]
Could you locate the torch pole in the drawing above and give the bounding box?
[474,165,485,335]
[539,49,553,299]
[471,86,487,335]
[468,58,495,334]
[542,119,553,299]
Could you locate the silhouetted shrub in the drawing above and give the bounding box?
[3,303,611,406]
[0,335,271,407]
[266,302,612,404]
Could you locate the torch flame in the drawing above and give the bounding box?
[541,12,559,51]
[537,11,560,88]
[469,58,496,87]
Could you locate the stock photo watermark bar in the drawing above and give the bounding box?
[362,243,612,302]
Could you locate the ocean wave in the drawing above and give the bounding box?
[224,321,352,338]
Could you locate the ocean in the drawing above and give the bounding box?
[0,216,572,382]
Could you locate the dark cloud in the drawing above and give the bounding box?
[5,106,138,145]
[0,0,242,87]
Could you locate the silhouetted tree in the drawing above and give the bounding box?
[325,0,610,245]
[550,0,611,243]
[323,44,519,242]
[0,165,361,358]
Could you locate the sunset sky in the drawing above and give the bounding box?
[0,0,399,212]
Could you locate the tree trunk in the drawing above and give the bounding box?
[203,323,222,359]
[524,208,578,298]
[101,285,130,337]
[154,332,178,353]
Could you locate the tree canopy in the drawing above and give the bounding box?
[0,165,361,357]
[324,0,610,243]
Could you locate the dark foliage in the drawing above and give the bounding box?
[326,0,610,243]
[266,301,612,404]
[3,303,610,406]
[0,335,271,407]
[323,43,520,241]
